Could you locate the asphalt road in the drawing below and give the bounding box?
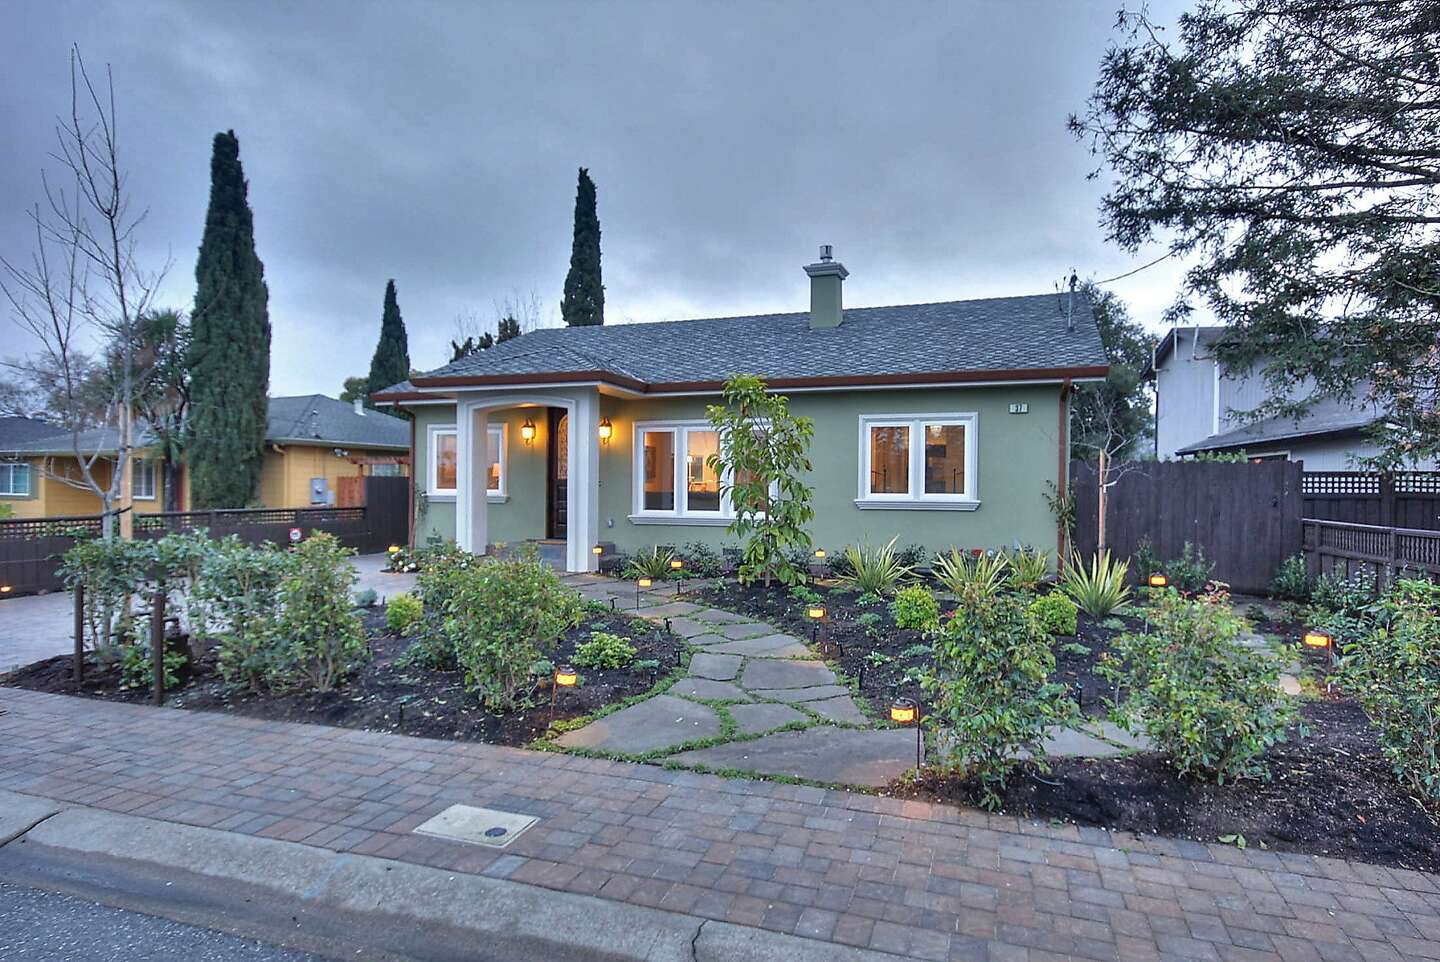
[0,881,329,962]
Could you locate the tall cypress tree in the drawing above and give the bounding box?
[188,130,270,508]
[366,279,411,402]
[560,167,604,326]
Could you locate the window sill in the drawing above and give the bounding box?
[853,499,980,512]
[628,514,732,527]
[428,492,457,503]
[487,494,509,503]
[426,493,508,503]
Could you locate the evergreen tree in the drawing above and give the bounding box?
[497,313,522,342]
[560,168,604,326]
[188,130,270,508]
[366,279,411,402]
[339,376,369,403]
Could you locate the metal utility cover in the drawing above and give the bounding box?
[413,804,537,849]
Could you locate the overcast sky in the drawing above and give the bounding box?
[1,0,1197,397]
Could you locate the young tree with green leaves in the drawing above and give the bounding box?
[188,130,270,508]
[706,375,814,587]
[1073,0,1440,467]
[561,168,604,327]
[365,279,410,401]
[1069,282,1152,463]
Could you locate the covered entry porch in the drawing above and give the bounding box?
[451,388,601,573]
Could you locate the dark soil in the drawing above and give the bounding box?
[894,699,1440,872]
[2,608,683,748]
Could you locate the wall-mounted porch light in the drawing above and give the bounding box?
[598,417,613,444]
[520,419,537,445]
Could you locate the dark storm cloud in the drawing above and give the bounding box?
[0,0,1193,395]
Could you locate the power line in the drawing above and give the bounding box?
[1091,250,1176,285]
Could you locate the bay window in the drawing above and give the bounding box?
[857,412,978,509]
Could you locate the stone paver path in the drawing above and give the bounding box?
[3,688,1437,962]
[554,574,901,784]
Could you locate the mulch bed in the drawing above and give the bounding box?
[689,577,1440,872]
[2,608,683,748]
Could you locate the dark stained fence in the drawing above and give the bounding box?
[1071,459,1303,594]
[0,515,103,594]
[1303,519,1440,588]
[0,479,411,596]
[1302,471,1440,531]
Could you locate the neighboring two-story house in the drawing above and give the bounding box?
[1150,325,1435,470]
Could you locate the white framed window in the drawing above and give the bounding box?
[132,459,156,500]
[428,423,505,500]
[0,462,32,497]
[856,412,979,510]
[631,421,733,524]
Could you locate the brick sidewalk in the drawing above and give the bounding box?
[1,689,1436,962]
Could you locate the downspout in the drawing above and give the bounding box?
[406,407,416,548]
[1057,378,1072,566]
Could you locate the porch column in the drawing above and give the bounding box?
[456,405,489,555]
[568,389,600,573]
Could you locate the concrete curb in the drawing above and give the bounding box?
[1,790,903,962]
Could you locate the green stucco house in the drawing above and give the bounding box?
[373,248,1108,572]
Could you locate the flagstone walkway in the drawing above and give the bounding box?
[551,575,1151,788]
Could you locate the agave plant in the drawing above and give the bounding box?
[1059,549,1131,617]
[623,546,677,581]
[933,548,1011,602]
[837,537,915,597]
[1005,546,1052,592]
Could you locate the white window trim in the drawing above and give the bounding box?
[855,412,980,511]
[429,423,507,503]
[131,459,156,501]
[0,461,32,498]
[630,420,734,525]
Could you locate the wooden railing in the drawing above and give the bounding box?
[1302,518,1440,587]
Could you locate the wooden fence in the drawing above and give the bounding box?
[1071,459,1303,594]
[0,477,409,596]
[1302,471,1440,530]
[1302,518,1440,588]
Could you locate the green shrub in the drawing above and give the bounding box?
[274,534,368,692]
[58,536,158,649]
[1059,550,1130,617]
[1311,571,1378,617]
[1005,546,1051,592]
[837,538,914,597]
[923,594,1075,809]
[574,631,637,670]
[890,585,940,633]
[442,554,584,711]
[1100,588,1295,782]
[353,588,378,608]
[386,593,424,635]
[1164,541,1215,593]
[623,546,677,581]
[1028,592,1078,636]
[678,541,726,579]
[933,549,1010,603]
[117,634,187,692]
[1269,554,1311,602]
[192,537,293,692]
[1341,579,1440,807]
[1130,537,1160,582]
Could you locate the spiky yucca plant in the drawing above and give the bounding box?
[1059,550,1130,617]
[1005,546,1052,592]
[837,537,914,597]
[933,548,1011,603]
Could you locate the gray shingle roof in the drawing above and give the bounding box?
[266,395,409,450]
[1176,396,1382,454]
[385,292,1107,394]
[0,416,66,448]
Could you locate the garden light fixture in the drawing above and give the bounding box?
[387,544,402,554]
[890,697,922,767]
[814,548,826,559]
[592,545,604,556]
[520,419,537,445]
[598,417,613,443]
[1148,573,1168,588]
[1303,629,1333,649]
[0,585,11,594]
[551,664,578,718]
[807,605,826,620]
[670,558,683,571]
[636,576,652,608]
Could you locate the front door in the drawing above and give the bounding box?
[547,408,568,539]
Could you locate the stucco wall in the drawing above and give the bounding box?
[407,383,1067,560]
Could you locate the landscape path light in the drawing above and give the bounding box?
[551,664,578,719]
[1148,573,1168,588]
[1304,628,1336,666]
[890,697,922,768]
[636,576,652,609]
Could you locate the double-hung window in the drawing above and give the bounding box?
[857,412,978,509]
[429,424,505,499]
[632,421,729,523]
[132,459,156,500]
[0,461,32,497]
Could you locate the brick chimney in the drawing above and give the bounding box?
[804,245,847,329]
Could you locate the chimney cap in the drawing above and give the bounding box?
[819,244,833,262]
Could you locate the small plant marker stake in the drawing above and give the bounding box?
[150,588,168,707]
[73,583,85,683]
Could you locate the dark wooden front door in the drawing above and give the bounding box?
[547,408,568,539]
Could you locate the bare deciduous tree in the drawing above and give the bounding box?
[0,47,167,538]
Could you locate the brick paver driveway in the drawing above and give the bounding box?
[1,688,1435,962]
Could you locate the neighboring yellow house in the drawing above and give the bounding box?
[0,396,409,520]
